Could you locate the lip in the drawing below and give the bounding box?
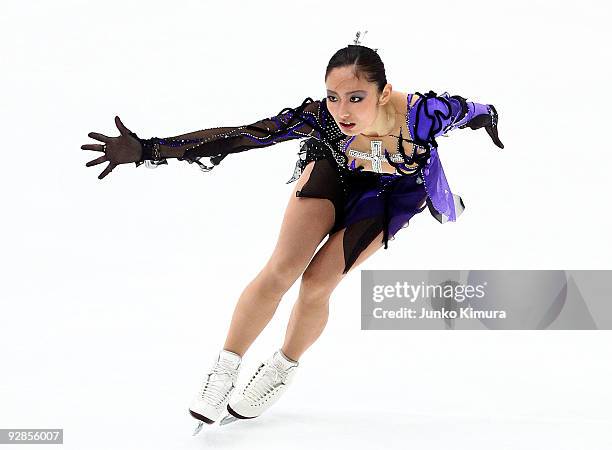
[339,121,356,130]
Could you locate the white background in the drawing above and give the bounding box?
[1,0,611,448]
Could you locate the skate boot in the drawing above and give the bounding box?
[189,349,242,435]
[220,349,299,425]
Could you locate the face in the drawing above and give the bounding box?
[325,65,391,136]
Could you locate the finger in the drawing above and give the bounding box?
[485,126,504,149]
[81,143,105,152]
[86,155,107,167]
[115,116,132,136]
[88,132,110,143]
[98,162,116,180]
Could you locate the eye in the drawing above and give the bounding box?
[326,95,362,103]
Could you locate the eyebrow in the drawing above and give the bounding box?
[326,89,367,95]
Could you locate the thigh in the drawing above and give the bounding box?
[263,161,336,281]
[300,227,385,299]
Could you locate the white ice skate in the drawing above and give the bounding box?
[219,349,299,426]
[189,349,242,435]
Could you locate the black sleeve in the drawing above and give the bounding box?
[130,97,328,172]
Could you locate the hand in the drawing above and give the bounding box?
[460,105,505,150]
[81,116,143,179]
[485,105,504,149]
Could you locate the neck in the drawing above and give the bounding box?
[360,102,396,137]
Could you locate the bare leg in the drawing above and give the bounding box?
[281,228,386,362]
[222,161,336,357]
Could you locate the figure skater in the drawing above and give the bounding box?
[81,31,504,432]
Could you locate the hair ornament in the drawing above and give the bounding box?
[352,30,367,45]
[351,30,378,53]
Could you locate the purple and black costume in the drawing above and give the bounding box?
[131,90,504,273]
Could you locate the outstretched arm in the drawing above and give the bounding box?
[412,90,504,149]
[82,97,328,179]
[384,90,504,176]
[131,97,327,169]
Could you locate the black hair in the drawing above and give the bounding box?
[325,44,388,94]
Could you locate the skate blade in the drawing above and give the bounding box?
[192,421,205,436]
[219,414,239,426]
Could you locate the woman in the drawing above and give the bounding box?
[81,34,504,430]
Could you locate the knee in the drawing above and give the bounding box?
[257,261,303,298]
[298,269,340,307]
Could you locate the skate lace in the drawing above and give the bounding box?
[242,359,289,404]
[199,361,237,407]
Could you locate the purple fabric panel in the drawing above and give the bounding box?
[408,95,459,222]
[341,173,427,239]
[341,175,394,226]
[422,147,457,221]
[386,175,428,236]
